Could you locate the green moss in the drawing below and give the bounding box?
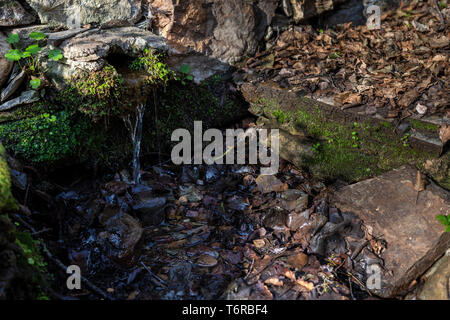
[254,98,436,182]
[409,119,439,132]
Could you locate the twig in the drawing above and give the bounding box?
[140,261,167,287]
[12,213,113,300]
[433,0,446,31]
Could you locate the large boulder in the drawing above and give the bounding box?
[150,0,278,64]
[0,0,35,27]
[24,0,142,28]
[0,33,13,88]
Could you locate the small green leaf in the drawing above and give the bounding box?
[5,49,23,61]
[30,78,41,89]
[25,44,42,55]
[437,215,448,225]
[6,33,20,45]
[179,64,191,75]
[27,257,35,265]
[48,49,63,61]
[29,31,46,41]
[186,75,194,81]
[446,225,450,233]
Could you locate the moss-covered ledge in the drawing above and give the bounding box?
[241,82,449,188]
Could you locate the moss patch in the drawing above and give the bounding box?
[253,98,436,182]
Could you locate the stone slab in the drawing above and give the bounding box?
[333,165,450,298]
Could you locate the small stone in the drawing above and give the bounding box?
[287,252,308,270]
[196,254,218,267]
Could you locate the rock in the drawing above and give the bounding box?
[47,28,89,47]
[25,0,142,28]
[59,27,168,69]
[131,185,167,226]
[196,254,218,267]
[9,169,26,191]
[280,189,309,212]
[0,33,13,88]
[0,1,35,27]
[416,249,450,300]
[287,209,309,231]
[1,70,26,103]
[290,0,347,24]
[0,90,39,112]
[286,252,308,269]
[255,174,287,194]
[333,165,450,298]
[100,212,143,262]
[179,184,203,202]
[150,0,278,64]
[319,0,365,27]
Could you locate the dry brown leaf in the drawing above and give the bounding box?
[264,277,284,286]
[439,124,450,146]
[414,170,425,192]
[334,91,362,106]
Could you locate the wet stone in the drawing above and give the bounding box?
[333,165,450,298]
[256,175,287,194]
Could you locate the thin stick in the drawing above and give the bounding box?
[433,0,446,31]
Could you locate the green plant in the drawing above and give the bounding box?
[313,143,321,153]
[436,215,450,232]
[4,31,64,89]
[129,48,174,86]
[273,109,289,124]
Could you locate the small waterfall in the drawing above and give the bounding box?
[123,103,146,184]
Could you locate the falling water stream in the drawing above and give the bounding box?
[123,103,146,184]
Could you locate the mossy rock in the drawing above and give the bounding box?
[0,144,17,211]
[242,82,447,186]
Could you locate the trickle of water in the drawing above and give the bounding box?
[123,103,146,184]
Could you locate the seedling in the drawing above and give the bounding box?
[436,215,450,232]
